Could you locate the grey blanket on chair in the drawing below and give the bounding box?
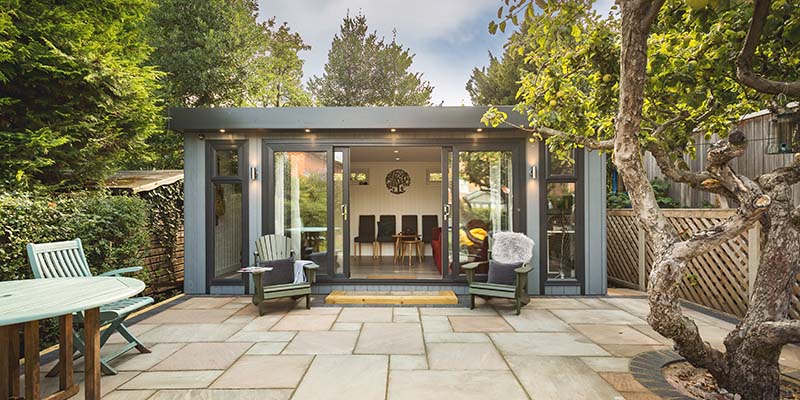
[491,232,534,264]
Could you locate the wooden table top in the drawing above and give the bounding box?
[0,277,145,326]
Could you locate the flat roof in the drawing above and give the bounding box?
[167,106,527,132]
[106,170,184,193]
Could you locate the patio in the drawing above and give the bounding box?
[31,290,800,400]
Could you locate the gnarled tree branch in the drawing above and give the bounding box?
[756,320,800,345]
[736,0,800,96]
[758,153,800,191]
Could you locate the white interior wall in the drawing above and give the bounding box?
[349,161,442,256]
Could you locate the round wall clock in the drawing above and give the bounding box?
[385,169,411,194]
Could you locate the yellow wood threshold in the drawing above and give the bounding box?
[325,290,458,305]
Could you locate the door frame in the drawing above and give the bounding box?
[263,143,344,279]
[262,137,526,284]
[449,143,527,279]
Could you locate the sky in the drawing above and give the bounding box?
[257,0,614,106]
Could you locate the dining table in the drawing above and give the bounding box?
[0,276,145,400]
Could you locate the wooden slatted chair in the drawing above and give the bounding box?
[252,234,319,315]
[462,232,534,315]
[26,239,154,375]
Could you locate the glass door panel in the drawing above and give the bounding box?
[546,182,576,280]
[333,149,349,277]
[454,150,514,276]
[273,151,330,274]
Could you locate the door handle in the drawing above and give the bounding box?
[443,204,451,221]
[341,204,348,220]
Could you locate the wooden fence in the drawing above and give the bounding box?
[607,209,771,318]
[140,227,184,298]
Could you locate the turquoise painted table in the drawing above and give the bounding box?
[0,277,145,400]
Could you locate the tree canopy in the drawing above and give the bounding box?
[466,26,531,106]
[144,0,310,168]
[0,0,163,189]
[308,13,433,106]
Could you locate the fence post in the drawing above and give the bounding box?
[747,222,761,301]
[637,223,646,291]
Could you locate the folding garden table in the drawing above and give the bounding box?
[0,276,144,400]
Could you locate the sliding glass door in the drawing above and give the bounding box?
[265,145,349,279]
[450,145,523,279]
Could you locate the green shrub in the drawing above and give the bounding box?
[0,192,150,281]
[0,191,150,348]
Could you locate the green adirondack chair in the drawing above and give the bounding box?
[26,239,154,375]
[462,232,534,315]
[251,234,319,315]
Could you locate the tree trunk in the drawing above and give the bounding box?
[721,189,800,399]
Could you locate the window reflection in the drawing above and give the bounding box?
[546,182,576,280]
[457,151,513,274]
[212,183,243,280]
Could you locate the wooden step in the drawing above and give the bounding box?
[325,290,459,305]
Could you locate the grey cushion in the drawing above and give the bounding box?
[259,258,294,285]
[487,260,523,286]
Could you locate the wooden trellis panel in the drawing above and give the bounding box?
[606,209,759,317]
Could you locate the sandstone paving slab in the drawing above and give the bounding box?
[139,324,244,343]
[572,324,661,345]
[287,306,342,315]
[246,342,288,355]
[223,315,257,325]
[426,342,507,370]
[337,307,393,322]
[551,309,646,325]
[102,390,155,400]
[331,322,362,331]
[419,307,497,316]
[391,355,428,370]
[394,314,420,323]
[210,355,313,389]
[292,355,388,400]
[113,343,186,371]
[506,355,623,400]
[226,330,296,342]
[601,298,651,318]
[355,323,424,354]
[631,324,674,345]
[270,314,337,331]
[579,357,631,372]
[282,331,359,355]
[697,324,733,351]
[121,371,223,390]
[490,332,610,356]
[240,314,285,331]
[37,370,138,398]
[449,316,513,332]
[152,342,252,370]
[423,332,489,343]
[501,309,573,332]
[420,316,451,333]
[147,389,292,400]
[387,370,527,400]
[599,372,649,393]
[393,307,419,315]
[172,297,236,309]
[781,345,800,369]
[528,298,591,309]
[106,324,159,344]
[600,344,668,358]
[577,298,619,309]
[141,308,239,324]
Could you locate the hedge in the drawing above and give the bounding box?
[0,192,150,281]
[0,191,151,349]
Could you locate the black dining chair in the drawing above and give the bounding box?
[401,215,418,237]
[354,215,376,258]
[376,215,396,257]
[421,215,438,245]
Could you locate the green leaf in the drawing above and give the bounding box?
[499,21,507,33]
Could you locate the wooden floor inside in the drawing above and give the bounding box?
[349,256,441,279]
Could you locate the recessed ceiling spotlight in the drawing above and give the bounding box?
[393,150,399,153]
[476,128,483,132]
[219,129,226,133]
[395,157,400,161]
[304,128,311,133]
[390,128,397,132]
